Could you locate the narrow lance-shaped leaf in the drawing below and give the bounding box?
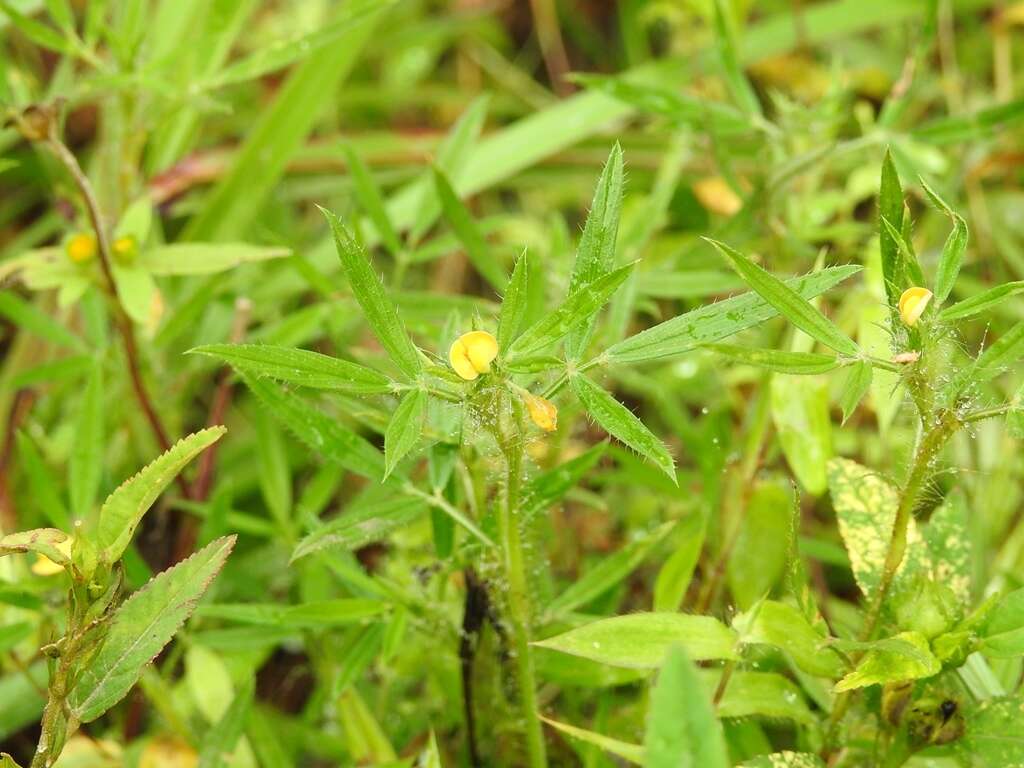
[509,263,634,358]
[706,238,859,357]
[879,149,905,308]
[190,343,393,394]
[644,646,730,768]
[541,717,644,765]
[343,143,404,258]
[565,143,624,360]
[197,677,255,768]
[433,166,507,291]
[383,389,427,479]
[920,178,969,304]
[69,536,236,722]
[839,360,872,424]
[497,251,530,352]
[939,281,1024,321]
[321,207,423,379]
[572,374,675,483]
[704,344,840,375]
[607,265,861,364]
[98,427,225,563]
[0,291,86,351]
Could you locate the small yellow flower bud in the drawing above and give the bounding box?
[898,287,933,327]
[112,235,138,265]
[66,233,97,264]
[449,331,498,381]
[524,393,558,432]
[31,536,73,576]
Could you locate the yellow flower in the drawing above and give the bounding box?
[66,232,97,263]
[449,331,498,381]
[524,393,558,432]
[112,235,138,264]
[898,287,933,327]
[31,536,73,576]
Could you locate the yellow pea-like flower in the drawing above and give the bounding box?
[524,393,558,432]
[898,286,933,327]
[449,331,498,380]
[31,536,73,576]
[112,235,138,265]
[66,232,97,263]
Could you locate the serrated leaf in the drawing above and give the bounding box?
[706,239,859,357]
[0,528,70,564]
[834,631,940,692]
[384,390,427,479]
[644,645,729,768]
[69,536,235,722]
[142,243,289,275]
[239,373,385,481]
[565,144,624,359]
[509,263,634,358]
[191,344,392,394]
[607,265,860,363]
[98,427,225,562]
[706,345,840,375]
[879,149,905,308]
[322,207,422,379]
[498,251,530,352]
[534,613,738,669]
[571,374,675,483]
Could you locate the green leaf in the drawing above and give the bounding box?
[733,600,844,678]
[571,374,675,483]
[739,753,824,768]
[981,589,1024,658]
[343,143,403,259]
[322,207,422,379]
[827,458,925,600]
[547,522,673,618]
[607,265,861,364]
[944,321,1024,404]
[112,264,158,325]
[771,376,831,496]
[727,481,793,609]
[433,167,506,291]
[912,97,1024,144]
[239,373,385,481]
[201,0,388,88]
[69,536,236,722]
[644,645,729,768]
[497,251,530,353]
[199,599,386,628]
[541,717,643,765]
[509,263,634,358]
[183,8,380,241]
[197,677,255,768]
[834,631,941,692]
[0,528,70,565]
[534,613,738,669]
[70,364,103,521]
[706,239,859,357]
[939,281,1024,321]
[879,149,905,308]
[920,179,968,303]
[98,427,225,563]
[706,344,840,375]
[521,442,606,521]
[142,243,289,275]
[0,1,71,53]
[961,696,1024,764]
[710,0,761,117]
[653,512,705,612]
[839,360,872,424]
[707,669,814,725]
[16,432,69,529]
[291,490,426,561]
[190,343,393,394]
[0,291,86,350]
[384,390,427,479]
[565,143,624,359]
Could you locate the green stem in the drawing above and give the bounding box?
[498,415,547,768]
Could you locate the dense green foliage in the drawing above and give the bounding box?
[1,1,1024,767]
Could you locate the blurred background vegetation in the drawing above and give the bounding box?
[1,0,1023,766]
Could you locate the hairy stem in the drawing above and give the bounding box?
[498,400,547,768]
